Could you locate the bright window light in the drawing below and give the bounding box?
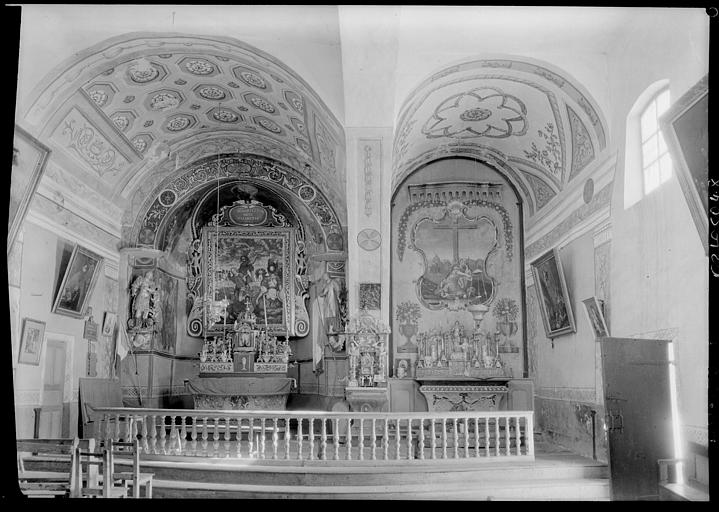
[667,342,684,484]
[640,89,672,195]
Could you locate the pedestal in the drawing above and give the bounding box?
[418,378,509,412]
[345,386,389,413]
[186,377,293,410]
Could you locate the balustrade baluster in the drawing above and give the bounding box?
[273,418,279,459]
[430,419,436,460]
[333,418,339,461]
[170,416,179,454]
[485,418,490,457]
[346,418,352,461]
[224,417,231,458]
[114,414,121,442]
[212,417,220,457]
[453,418,458,459]
[474,417,479,458]
[441,418,447,459]
[141,415,149,454]
[395,419,401,460]
[191,417,198,456]
[464,418,469,458]
[201,417,209,457]
[285,417,291,460]
[407,419,413,460]
[297,418,303,460]
[320,417,327,460]
[371,418,376,460]
[177,416,186,455]
[260,418,266,459]
[248,418,254,457]
[236,418,243,458]
[148,415,157,455]
[495,416,500,456]
[359,418,364,461]
[419,418,425,460]
[308,418,314,460]
[505,417,511,456]
[383,419,389,460]
[159,415,167,454]
[130,416,138,444]
[516,416,521,456]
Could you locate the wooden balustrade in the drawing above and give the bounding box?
[88,407,534,463]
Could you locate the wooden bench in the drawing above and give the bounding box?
[106,440,154,498]
[17,438,79,498]
[75,441,128,498]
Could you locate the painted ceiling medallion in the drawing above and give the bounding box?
[247,94,276,113]
[174,79,188,86]
[166,115,192,131]
[422,87,528,139]
[212,108,239,123]
[131,136,148,153]
[123,95,135,103]
[128,60,160,83]
[255,116,282,134]
[296,138,311,154]
[285,91,304,114]
[290,117,305,132]
[239,70,267,89]
[198,86,226,100]
[88,89,108,107]
[184,59,215,75]
[111,114,130,131]
[357,228,382,251]
[150,91,181,111]
[228,81,240,88]
[143,120,154,127]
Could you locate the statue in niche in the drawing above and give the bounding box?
[129,270,159,329]
[310,261,345,370]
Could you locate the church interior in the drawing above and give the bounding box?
[8,5,711,500]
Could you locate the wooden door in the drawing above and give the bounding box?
[40,339,66,438]
[600,337,675,500]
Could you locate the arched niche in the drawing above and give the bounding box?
[390,156,527,378]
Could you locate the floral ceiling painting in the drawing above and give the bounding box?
[393,58,608,216]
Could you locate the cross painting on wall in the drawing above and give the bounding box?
[203,226,296,335]
[52,245,103,319]
[530,248,576,338]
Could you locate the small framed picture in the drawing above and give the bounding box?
[19,318,46,366]
[394,357,413,379]
[530,248,576,339]
[102,312,117,337]
[52,245,103,319]
[581,297,609,340]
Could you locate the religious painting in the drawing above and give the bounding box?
[530,248,575,338]
[155,270,177,354]
[659,75,708,254]
[102,312,117,337]
[359,283,381,311]
[52,245,103,319]
[582,297,609,340]
[19,318,46,365]
[394,357,413,379]
[9,125,50,254]
[203,226,297,335]
[410,200,497,310]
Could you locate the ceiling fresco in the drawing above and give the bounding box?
[22,33,346,223]
[392,59,608,215]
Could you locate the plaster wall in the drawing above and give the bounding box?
[12,221,119,438]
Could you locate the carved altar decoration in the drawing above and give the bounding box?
[126,270,161,349]
[408,196,499,312]
[185,193,310,339]
[343,314,391,412]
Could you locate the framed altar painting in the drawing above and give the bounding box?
[102,311,117,337]
[531,248,576,339]
[203,226,300,336]
[18,318,46,365]
[581,297,609,340]
[659,75,708,254]
[52,245,103,319]
[9,125,50,254]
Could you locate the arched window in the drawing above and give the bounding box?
[623,80,671,209]
[639,88,672,194]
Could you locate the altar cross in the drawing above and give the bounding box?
[434,218,478,262]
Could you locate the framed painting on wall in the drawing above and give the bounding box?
[581,297,609,340]
[52,245,103,319]
[530,248,576,339]
[102,311,117,337]
[203,226,299,336]
[659,75,708,254]
[18,318,46,365]
[9,125,50,254]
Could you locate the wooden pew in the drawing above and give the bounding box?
[107,440,154,498]
[16,438,79,498]
[74,443,128,498]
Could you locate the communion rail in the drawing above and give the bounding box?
[88,407,534,463]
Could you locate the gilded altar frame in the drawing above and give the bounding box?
[202,226,302,336]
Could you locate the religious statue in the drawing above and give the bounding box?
[129,270,159,329]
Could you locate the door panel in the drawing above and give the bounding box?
[41,340,66,438]
[600,337,674,500]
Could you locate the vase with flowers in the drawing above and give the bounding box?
[396,301,421,353]
[492,298,519,350]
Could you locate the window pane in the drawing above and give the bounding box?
[659,153,673,182]
[641,101,657,139]
[658,131,668,155]
[642,137,658,167]
[656,89,671,116]
[644,162,660,194]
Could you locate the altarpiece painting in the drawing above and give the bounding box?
[531,248,576,338]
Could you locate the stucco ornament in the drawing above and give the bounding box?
[422,87,528,139]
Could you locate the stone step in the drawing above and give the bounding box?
[150,477,611,500]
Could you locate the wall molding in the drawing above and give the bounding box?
[535,386,598,403]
